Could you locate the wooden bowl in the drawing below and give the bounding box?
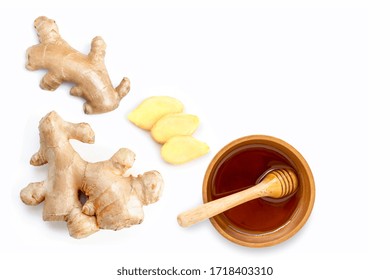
[202,135,315,247]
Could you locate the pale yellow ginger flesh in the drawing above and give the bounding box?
[26,16,130,114]
[128,96,209,164]
[151,113,199,144]
[128,96,184,130]
[20,111,163,238]
[161,136,210,164]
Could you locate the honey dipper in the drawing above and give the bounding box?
[177,169,298,227]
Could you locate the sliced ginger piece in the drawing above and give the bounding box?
[128,96,184,130]
[161,136,209,164]
[151,113,200,144]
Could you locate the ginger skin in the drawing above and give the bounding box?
[20,111,163,238]
[26,16,130,114]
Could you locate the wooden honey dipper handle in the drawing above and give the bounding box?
[177,169,298,228]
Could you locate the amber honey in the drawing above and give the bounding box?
[210,144,300,233]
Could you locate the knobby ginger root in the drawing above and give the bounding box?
[20,111,163,238]
[26,16,130,114]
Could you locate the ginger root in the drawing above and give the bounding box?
[20,111,163,238]
[26,16,130,114]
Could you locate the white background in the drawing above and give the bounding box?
[0,1,387,279]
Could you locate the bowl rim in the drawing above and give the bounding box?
[202,135,315,248]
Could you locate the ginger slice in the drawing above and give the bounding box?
[128,96,184,130]
[161,136,209,164]
[151,113,199,144]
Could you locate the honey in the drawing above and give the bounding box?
[210,144,300,233]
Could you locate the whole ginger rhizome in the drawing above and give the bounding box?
[26,16,130,114]
[20,111,164,238]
